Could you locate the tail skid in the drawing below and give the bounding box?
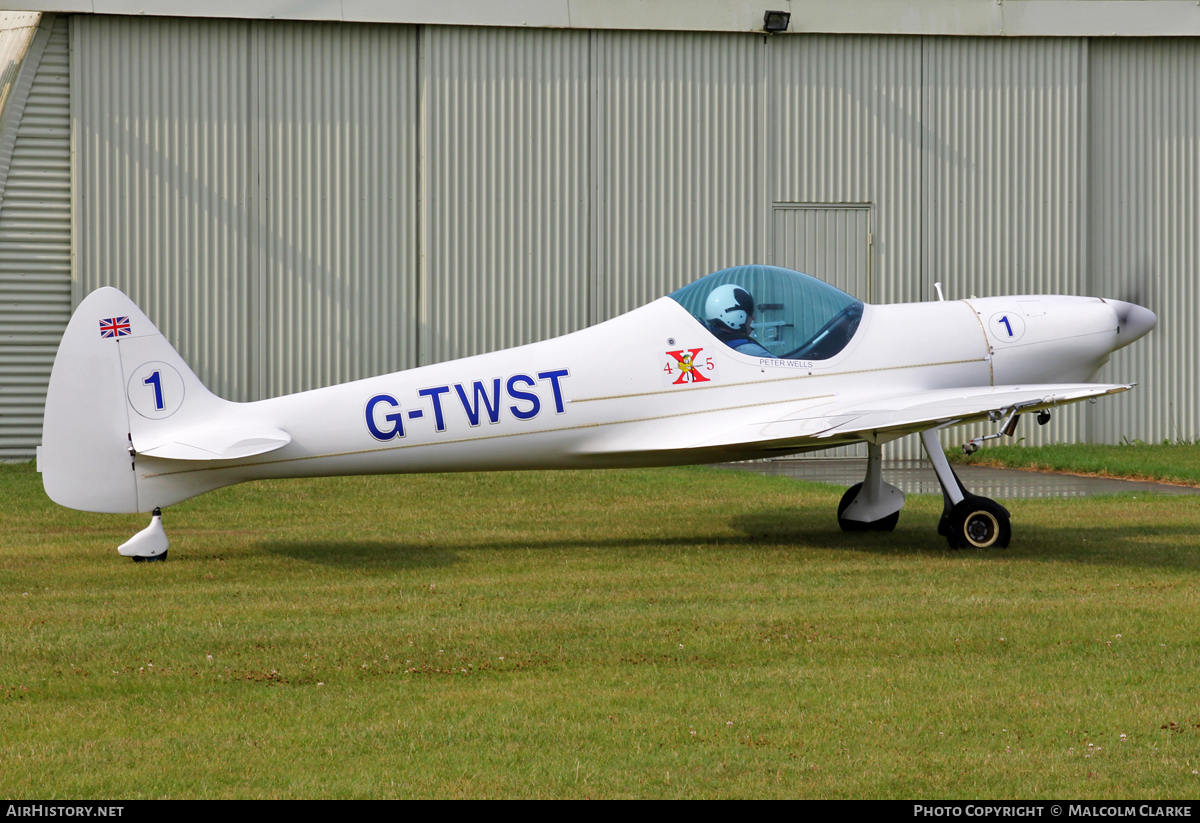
[117,507,169,561]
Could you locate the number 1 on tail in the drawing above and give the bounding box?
[143,370,165,411]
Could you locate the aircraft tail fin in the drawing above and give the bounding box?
[40,287,229,513]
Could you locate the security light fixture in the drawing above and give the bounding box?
[763,10,790,32]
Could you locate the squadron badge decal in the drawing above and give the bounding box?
[662,348,718,386]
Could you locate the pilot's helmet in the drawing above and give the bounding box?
[705,284,755,333]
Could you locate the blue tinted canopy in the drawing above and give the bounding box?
[669,265,863,361]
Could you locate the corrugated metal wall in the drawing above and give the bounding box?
[423,26,589,364]
[592,31,763,320]
[0,14,68,459]
[74,17,420,401]
[258,22,419,395]
[923,36,1089,455]
[769,35,922,306]
[74,16,257,401]
[771,205,871,299]
[1088,39,1200,446]
[923,37,1086,301]
[1,17,1195,458]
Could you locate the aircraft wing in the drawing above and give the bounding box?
[696,382,1133,450]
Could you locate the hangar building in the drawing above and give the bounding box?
[0,1,1196,460]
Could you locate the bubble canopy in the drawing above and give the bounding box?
[668,265,864,361]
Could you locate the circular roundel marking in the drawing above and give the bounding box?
[988,311,1026,343]
[127,361,186,419]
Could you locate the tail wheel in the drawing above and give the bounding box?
[946,497,1011,549]
[837,483,900,533]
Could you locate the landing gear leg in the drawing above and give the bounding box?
[118,507,170,562]
[919,429,1010,549]
[838,441,905,531]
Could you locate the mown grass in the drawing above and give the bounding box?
[2,460,1200,798]
[952,443,1200,486]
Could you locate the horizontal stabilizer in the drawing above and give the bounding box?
[135,421,291,461]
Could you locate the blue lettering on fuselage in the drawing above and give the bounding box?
[417,386,452,432]
[506,374,540,420]
[537,369,570,414]
[455,379,503,427]
[371,369,570,440]
[365,394,405,441]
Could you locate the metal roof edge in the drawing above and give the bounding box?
[0,0,1199,37]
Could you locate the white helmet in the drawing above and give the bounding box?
[704,284,755,332]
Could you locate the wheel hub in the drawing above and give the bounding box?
[964,511,999,547]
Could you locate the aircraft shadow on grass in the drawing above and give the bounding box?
[256,506,1200,572]
[733,508,1200,571]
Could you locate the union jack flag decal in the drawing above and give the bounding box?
[99,317,131,338]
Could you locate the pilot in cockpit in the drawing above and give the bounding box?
[704,283,774,358]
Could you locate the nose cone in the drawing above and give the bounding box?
[1105,299,1157,350]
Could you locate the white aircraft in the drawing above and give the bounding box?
[38,265,1156,560]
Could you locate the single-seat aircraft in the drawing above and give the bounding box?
[38,265,1156,559]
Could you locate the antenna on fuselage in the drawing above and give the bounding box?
[934,282,946,302]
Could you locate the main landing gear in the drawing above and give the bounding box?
[920,428,1011,550]
[837,428,1012,549]
[837,441,905,532]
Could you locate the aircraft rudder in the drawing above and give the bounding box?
[40,287,222,513]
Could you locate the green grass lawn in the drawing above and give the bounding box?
[2,460,1200,798]
[952,443,1200,486]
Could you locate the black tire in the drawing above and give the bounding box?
[132,551,168,563]
[946,497,1011,549]
[837,484,865,531]
[937,511,953,538]
[870,510,900,532]
[837,483,900,532]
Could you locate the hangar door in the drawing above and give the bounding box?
[771,204,872,457]
[770,204,872,302]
